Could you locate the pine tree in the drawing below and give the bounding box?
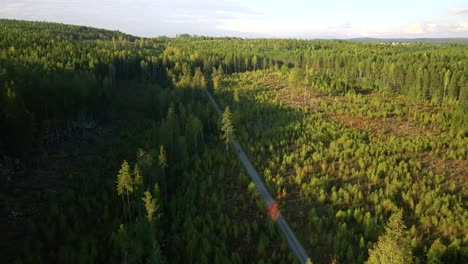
[221,106,235,151]
[116,160,133,224]
[234,89,240,104]
[443,69,451,100]
[427,239,446,264]
[366,211,413,264]
[158,145,168,200]
[142,191,156,221]
[289,67,305,88]
[133,163,143,216]
[133,164,143,191]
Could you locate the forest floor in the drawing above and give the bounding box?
[0,122,113,262]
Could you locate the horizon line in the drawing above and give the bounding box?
[2,18,468,41]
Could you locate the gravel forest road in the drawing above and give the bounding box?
[205,90,310,263]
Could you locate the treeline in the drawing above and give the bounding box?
[162,37,467,101]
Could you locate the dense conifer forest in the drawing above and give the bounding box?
[0,19,466,263]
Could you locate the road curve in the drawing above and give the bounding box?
[205,90,310,264]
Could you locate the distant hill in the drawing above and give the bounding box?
[0,18,135,41]
[348,37,468,45]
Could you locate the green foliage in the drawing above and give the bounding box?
[116,160,133,196]
[158,145,168,170]
[366,211,413,264]
[221,106,235,150]
[133,164,143,192]
[289,67,306,88]
[427,239,447,264]
[142,190,156,221]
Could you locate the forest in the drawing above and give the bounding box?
[0,19,466,264]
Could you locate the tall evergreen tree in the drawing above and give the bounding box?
[142,190,157,221]
[116,160,133,224]
[366,211,413,264]
[221,106,235,151]
[133,163,143,191]
[158,145,168,200]
[427,239,446,264]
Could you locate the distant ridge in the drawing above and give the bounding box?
[348,37,468,44]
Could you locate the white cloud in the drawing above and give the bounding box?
[216,4,468,38]
[1,1,468,38]
[217,19,319,37]
[449,21,468,32]
[410,21,468,35]
[425,23,438,33]
[357,26,393,37]
[345,21,468,38]
[403,24,425,34]
[218,19,468,38]
[450,7,468,15]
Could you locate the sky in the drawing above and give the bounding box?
[0,0,467,38]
